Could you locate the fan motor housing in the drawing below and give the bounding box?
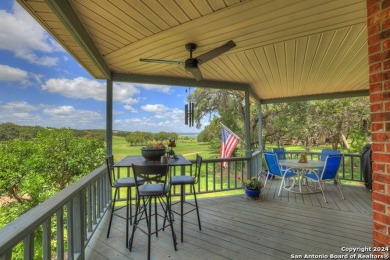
[185,58,198,70]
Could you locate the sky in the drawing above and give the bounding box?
[0,0,205,133]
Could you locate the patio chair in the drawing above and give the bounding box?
[106,155,136,248]
[263,152,296,196]
[273,147,286,160]
[304,154,344,203]
[320,149,340,161]
[318,148,341,173]
[168,154,202,242]
[129,164,177,259]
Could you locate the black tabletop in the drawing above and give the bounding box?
[114,154,192,167]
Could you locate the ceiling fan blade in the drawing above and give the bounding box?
[139,58,183,65]
[190,67,203,81]
[196,40,236,65]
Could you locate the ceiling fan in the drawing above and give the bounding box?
[139,40,236,81]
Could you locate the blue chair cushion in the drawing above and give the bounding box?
[170,176,195,185]
[114,177,136,187]
[283,170,296,178]
[138,184,170,196]
[305,173,319,181]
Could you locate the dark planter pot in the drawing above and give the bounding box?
[245,188,261,198]
[141,148,166,161]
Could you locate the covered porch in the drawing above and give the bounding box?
[86,182,372,259]
[1,0,389,259]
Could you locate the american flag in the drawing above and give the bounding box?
[220,125,240,168]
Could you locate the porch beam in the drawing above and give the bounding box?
[44,0,111,79]
[112,73,249,91]
[260,90,368,104]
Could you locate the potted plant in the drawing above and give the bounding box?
[141,141,166,161]
[238,176,264,198]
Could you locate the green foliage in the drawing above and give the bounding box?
[124,131,179,146]
[0,128,105,223]
[191,89,370,154]
[125,131,153,145]
[0,122,44,141]
[349,129,370,153]
[153,132,178,141]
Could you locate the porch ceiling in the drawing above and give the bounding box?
[17,0,369,102]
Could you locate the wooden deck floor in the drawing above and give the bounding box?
[86,181,372,259]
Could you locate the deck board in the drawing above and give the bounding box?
[85,183,372,259]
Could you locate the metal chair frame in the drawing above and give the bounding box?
[305,154,345,203]
[106,155,136,248]
[168,154,202,242]
[129,164,177,260]
[263,152,296,196]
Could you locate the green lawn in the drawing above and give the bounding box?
[111,136,364,200]
[112,135,219,161]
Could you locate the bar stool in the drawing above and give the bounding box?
[129,164,177,260]
[169,154,202,242]
[106,156,136,248]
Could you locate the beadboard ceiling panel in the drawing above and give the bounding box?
[16,0,368,102]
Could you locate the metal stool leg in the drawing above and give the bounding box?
[129,196,140,250]
[166,194,177,251]
[126,187,130,248]
[107,187,118,238]
[180,184,184,243]
[192,184,201,230]
[147,198,152,260]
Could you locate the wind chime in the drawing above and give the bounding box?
[185,87,195,127]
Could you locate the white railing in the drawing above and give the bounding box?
[0,164,110,260]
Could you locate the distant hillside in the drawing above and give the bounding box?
[0,123,106,141]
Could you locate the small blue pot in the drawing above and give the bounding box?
[245,188,261,198]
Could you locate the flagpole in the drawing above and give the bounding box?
[220,122,246,145]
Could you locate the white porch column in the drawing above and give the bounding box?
[106,79,113,156]
[244,90,252,178]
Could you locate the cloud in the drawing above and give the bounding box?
[114,105,195,132]
[123,105,138,113]
[141,104,168,113]
[41,77,140,105]
[1,101,37,112]
[0,64,28,83]
[0,3,62,66]
[0,64,41,86]
[137,84,173,93]
[42,105,103,126]
[0,101,104,129]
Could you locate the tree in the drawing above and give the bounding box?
[191,87,370,153]
[0,128,105,205]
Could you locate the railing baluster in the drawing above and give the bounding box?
[87,185,92,233]
[67,201,74,260]
[227,162,231,190]
[92,183,97,225]
[43,218,51,260]
[342,155,346,179]
[56,209,64,260]
[99,178,103,217]
[96,179,101,219]
[351,156,354,180]
[23,233,34,260]
[73,191,85,259]
[205,162,209,192]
